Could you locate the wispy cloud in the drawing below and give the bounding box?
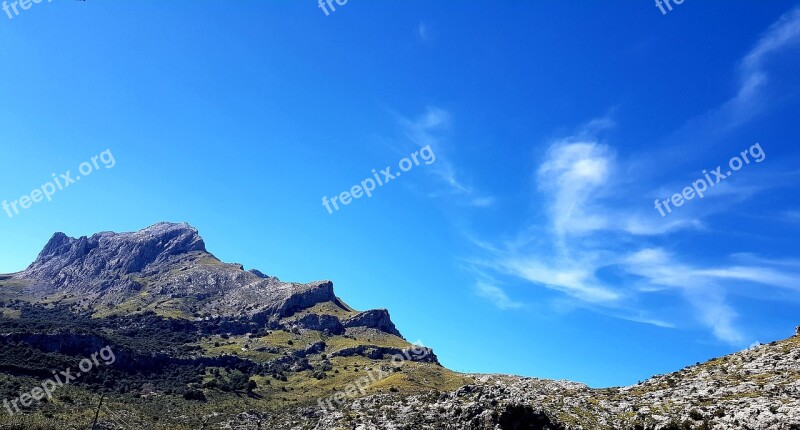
[471,119,799,344]
[502,257,621,303]
[781,209,800,222]
[726,6,800,126]
[460,8,800,345]
[417,22,432,42]
[612,6,800,191]
[655,6,800,152]
[619,248,778,344]
[537,140,613,241]
[470,196,496,207]
[475,281,523,310]
[739,7,800,97]
[398,107,495,207]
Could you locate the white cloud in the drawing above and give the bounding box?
[466,8,800,345]
[622,217,703,236]
[691,292,744,344]
[726,8,800,123]
[470,196,496,207]
[417,22,431,42]
[537,141,613,239]
[405,9,800,344]
[629,6,800,173]
[501,257,620,303]
[710,6,800,130]
[620,248,745,341]
[475,281,522,310]
[781,210,800,222]
[398,107,495,206]
[472,118,800,344]
[619,245,800,343]
[741,7,800,85]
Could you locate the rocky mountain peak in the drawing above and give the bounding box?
[9,223,407,339]
[23,222,206,283]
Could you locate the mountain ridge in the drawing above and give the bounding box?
[9,222,403,338]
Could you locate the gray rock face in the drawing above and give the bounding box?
[11,222,405,339]
[289,314,345,335]
[343,309,402,338]
[244,280,338,320]
[249,269,278,282]
[18,222,208,299]
[330,344,438,363]
[23,222,206,285]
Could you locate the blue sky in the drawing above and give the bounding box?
[1,1,800,387]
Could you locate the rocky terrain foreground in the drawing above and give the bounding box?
[311,335,800,429]
[0,223,798,429]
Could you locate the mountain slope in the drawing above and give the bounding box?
[0,223,797,430]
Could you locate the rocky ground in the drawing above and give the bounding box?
[258,334,799,430]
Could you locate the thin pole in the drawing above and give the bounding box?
[91,393,105,430]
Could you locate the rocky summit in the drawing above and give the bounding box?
[0,223,798,429]
[12,222,403,333]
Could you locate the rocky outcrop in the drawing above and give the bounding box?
[259,342,327,374]
[343,309,402,337]
[289,314,345,335]
[246,280,338,322]
[22,222,206,285]
[331,344,438,364]
[248,269,278,282]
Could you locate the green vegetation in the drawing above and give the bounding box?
[0,300,471,429]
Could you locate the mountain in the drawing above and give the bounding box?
[0,223,798,430]
[15,222,394,330]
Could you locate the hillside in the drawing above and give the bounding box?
[0,223,797,429]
